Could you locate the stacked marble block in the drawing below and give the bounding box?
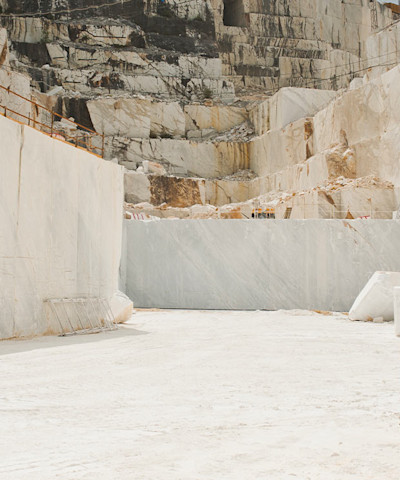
[251,66,400,218]
[366,20,400,72]
[124,70,400,219]
[122,86,340,207]
[251,68,400,188]
[311,64,400,199]
[348,271,400,336]
[87,98,249,173]
[124,169,254,207]
[249,87,338,192]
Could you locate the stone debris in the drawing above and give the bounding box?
[125,173,397,220]
[319,176,394,192]
[142,161,167,176]
[218,169,257,181]
[214,122,255,143]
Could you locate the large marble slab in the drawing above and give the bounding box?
[124,219,400,311]
[0,114,124,339]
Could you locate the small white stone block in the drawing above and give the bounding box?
[349,272,400,321]
[110,291,134,324]
[394,287,400,337]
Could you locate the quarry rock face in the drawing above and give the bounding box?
[0,27,31,120]
[123,60,400,218]
[0,0,400,341]
[87,98,186,138]
[0,1,398,219]
[116,137,250,178]
[1,0,394,99]
[214,0,394,92]
[0,3,400,336]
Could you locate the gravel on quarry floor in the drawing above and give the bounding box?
[1,309,400,480]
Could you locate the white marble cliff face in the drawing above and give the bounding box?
[124,219,400,312]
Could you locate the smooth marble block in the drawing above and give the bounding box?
[0,114,124,339]
[349,271,400,321]
[110,291,134,324]
[124,219,400,311]
[269,87,337,130]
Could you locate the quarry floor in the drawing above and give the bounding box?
[1,310,400,480]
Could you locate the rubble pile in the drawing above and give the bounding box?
[214,122,255,143]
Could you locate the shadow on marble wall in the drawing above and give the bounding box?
[124,219,400,312]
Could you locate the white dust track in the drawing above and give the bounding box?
[0,310,400,479]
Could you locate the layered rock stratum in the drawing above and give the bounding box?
[0,0,399,218]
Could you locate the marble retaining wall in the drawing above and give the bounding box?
[124,219,400,311]
[0,114,124,339]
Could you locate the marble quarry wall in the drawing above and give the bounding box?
[0,114,124,340]
[248,63,400,198]
[312,65,400,187]
[0,4,398,325]
[123,63,400,219]
[0,4,397,222]
[124,170,251,207]
[0,7,233,101]
[87,98,248,140]
[0,0,394,102]
[0,28,32,121]
[212,0,394,91]
[251,63,400,192]
[124,219,400,311]
[366,17,400,71]
[120,137,250,178]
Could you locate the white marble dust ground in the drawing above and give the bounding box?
[0,309,400,479]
